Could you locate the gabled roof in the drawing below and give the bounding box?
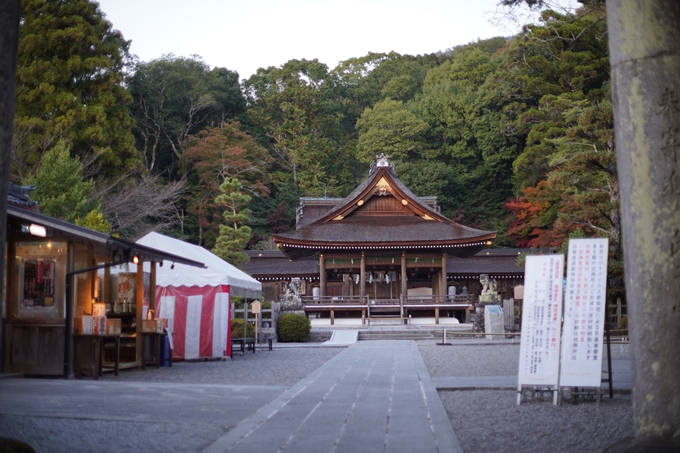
[273,156,496,260]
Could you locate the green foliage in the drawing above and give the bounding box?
[24,141,105,226]
[213,178,252,267]
[128,55,245,178]
[277,313,311,343]
[244,59,360,198]
[75,210,110,233]
[355,99,428,163]
[408,38,519,228]
[230,318,254,338]
[14,0,138,179]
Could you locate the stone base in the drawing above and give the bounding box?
[478,295,501,306]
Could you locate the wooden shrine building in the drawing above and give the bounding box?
[267,154,502,324]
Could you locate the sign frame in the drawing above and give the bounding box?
[517,254,565,405]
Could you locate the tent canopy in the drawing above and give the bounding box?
[136,232,261,298]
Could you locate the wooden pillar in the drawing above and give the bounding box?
[135,260,144,367]
[441,253,447,297]
[104,266,111,304]
[319,254,326,298]
[360,252,366,298]
[401,252,407,300]
[149,261,157,314]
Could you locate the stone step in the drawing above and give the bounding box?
[308,331,333,342]
[358,331,441,341]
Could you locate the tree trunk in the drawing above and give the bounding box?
[0,0,21,373]
[607,0,680,445]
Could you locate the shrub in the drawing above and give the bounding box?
[277,313,311,342]
[231,318,254,338]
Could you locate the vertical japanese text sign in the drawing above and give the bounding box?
[518,255,564,390]
[560,238,609,387]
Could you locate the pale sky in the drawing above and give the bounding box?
[96,0,576,81]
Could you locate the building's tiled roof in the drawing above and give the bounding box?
[273,160,496,260]
[7,183,38,209]
[243,250,318,277]
[276,215,494,246]
[447,255,523,275]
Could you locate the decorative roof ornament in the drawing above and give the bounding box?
[369,152,395,176]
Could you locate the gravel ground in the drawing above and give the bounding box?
[99,346,342,386]
[418,341,522,377]
[417,340,634,453]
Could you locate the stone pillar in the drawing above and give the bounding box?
[319,254,326,297]
[401,252,407,299]
[360,252,366,298]
[607,0,680,444]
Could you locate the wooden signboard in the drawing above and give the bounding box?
[517,254,564,405]
[559,238,609,388]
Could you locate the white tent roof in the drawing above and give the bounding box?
[136,232,261,296]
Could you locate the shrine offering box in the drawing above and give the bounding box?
[142,319,164,333]
[106,318,121,335]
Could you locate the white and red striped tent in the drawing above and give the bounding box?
[136,232,261,360]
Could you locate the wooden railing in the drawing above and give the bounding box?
[301,295,368,305]
[300,294,475,307]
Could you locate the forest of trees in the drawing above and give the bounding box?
[10,0,618,285]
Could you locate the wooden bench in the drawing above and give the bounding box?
[232,337,273,355]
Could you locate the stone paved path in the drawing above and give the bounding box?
[204,340,462,453]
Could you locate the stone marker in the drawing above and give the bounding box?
[503,298,515,331]
[608,0,680,446]
[484,305,505,340]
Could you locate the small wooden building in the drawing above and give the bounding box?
[3,189,203,376]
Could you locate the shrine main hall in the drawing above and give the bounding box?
[244,154,527,324]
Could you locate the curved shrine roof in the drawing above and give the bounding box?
[273,156,496,260]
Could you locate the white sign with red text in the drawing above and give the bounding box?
[560,238,609,387]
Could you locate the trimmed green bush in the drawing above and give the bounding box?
[277,313,311,342]
[231,318,254,338]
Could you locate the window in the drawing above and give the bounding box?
[15,241,66,319]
